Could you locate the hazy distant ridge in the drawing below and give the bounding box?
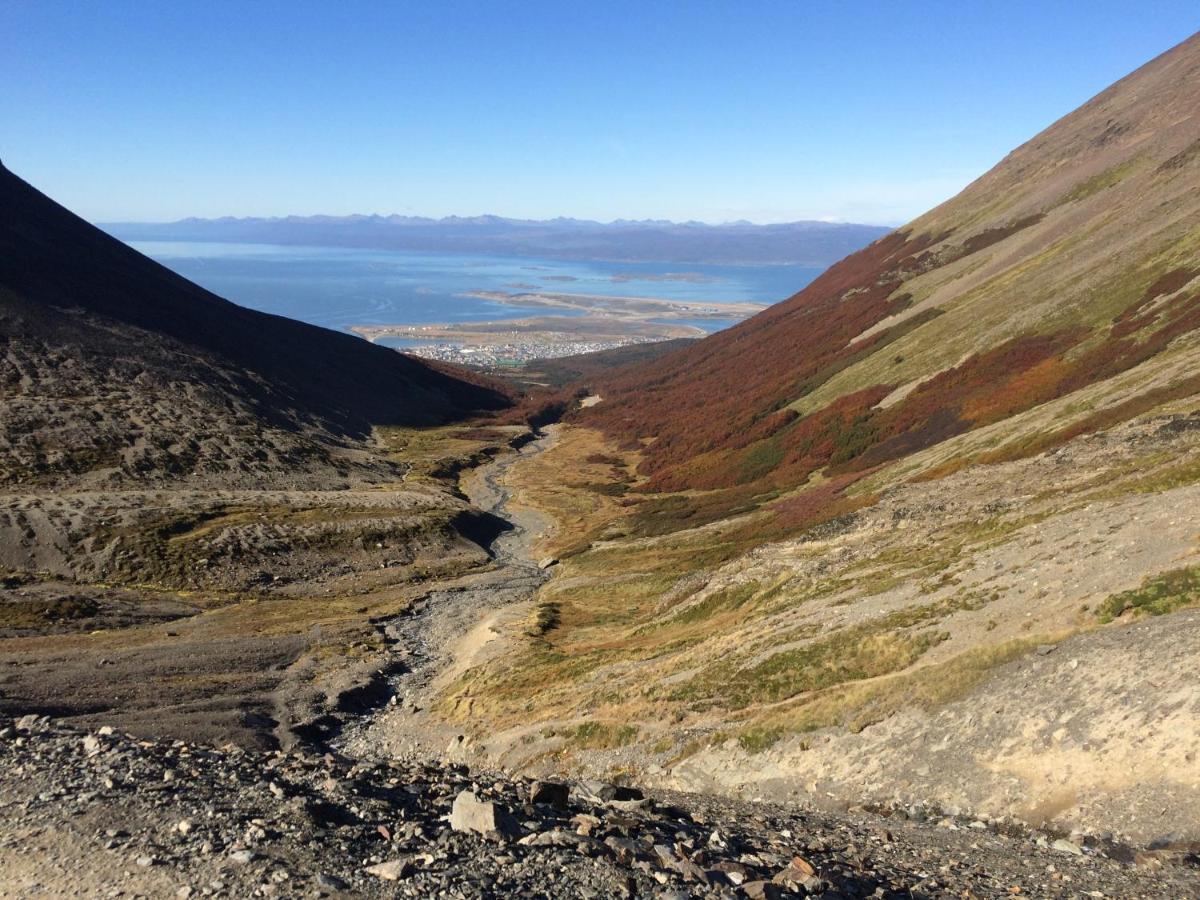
[103,215,891,266]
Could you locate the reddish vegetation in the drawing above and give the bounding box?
[835,268,1198,476]
[629,482,781,538]
[979,371,1200,466]
[1157,138,1200,173]
[488,387,584,430]
[583,229,939,482]
[580,234,1199,532]
[558,39,1200,543]
[959,214,1045,256]
[741,471,877,543]
[833,270,1200,474]
[779,386,891,469]
[848,331,1084,469]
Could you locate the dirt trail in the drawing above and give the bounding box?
[337,426,560,759]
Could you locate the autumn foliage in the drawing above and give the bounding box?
[582,230,936,481]
[580,214,1200,522]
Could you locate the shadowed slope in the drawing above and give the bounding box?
[0,164,511,485]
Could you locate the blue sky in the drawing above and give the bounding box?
[3,2,1197,225]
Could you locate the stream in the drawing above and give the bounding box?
[334,425,559,759]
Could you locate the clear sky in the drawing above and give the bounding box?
[3,1,1197,225]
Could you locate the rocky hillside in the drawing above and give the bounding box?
[0,162,510,488]
[0,166,518,749]
[395,33,1200,848]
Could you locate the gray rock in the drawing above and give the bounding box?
[365,858,414,881]
[8,714,1190,899]
[604,835,640,863]
[800,874,827,892]
[314,873,350,890]
[713,860,749,884]
[653,844,680,867]
[519,829,592,848]
[775,864,825,893]
[577,781,644,804]
[674,858,709,883]
[450,790,516,838]
[1052,838,1084,856]
[572,813,602,836]
[608,797,650,813]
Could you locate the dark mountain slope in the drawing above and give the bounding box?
[584,32,1200,500]
[0,164,510,485]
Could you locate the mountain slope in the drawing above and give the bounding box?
[585,32,1200,501]
[0,165,524,746]
[413,33,1200,843]
[0,163,510,486]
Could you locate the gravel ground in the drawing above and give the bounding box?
[1,715,1195,899]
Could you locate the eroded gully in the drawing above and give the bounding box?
[334,424,560,760]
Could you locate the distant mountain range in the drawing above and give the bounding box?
[102,215,891,267]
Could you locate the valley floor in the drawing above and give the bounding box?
[348,409,1200,854]
[2,407,1199,896]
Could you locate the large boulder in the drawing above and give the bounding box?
[449,791,517,838]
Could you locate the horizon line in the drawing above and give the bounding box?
[100,212,902,229]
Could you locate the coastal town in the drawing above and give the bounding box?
[393,335,665,367]
[349,290,767,369]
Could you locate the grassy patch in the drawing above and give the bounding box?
[737,438,786,483]
[548,721,640,750]
[0,595,100,629]
[631,485,780,537]
[738,636,1054,738]
[668,582,760,626]
[1062,160,1138,204]
[527,600,562,636]
[1095,566,1200,623]
[671,609,950,709]
[377,423,520,483]
[736,726,786,754]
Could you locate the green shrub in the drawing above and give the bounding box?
[1096,566,1200,623]
[737,726,785,753]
